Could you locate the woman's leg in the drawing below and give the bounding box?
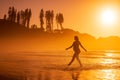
[68,53,76,66]
[76,54,82,67]
[76,52,82,66]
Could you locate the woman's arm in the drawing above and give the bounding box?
[66,43,73,50]
[79,42,87,51]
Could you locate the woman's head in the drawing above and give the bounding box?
[74,36,79,41]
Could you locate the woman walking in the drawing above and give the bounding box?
[66,36,87,67]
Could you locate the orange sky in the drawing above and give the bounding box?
[0,0,120,38]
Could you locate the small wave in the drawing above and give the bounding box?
[42,63,120,72]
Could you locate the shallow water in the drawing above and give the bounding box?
[0,50,120,80]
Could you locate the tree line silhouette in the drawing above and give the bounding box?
[4,6,32,28]
[3,6,64,33]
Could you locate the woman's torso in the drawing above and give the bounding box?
[73,41,80,52]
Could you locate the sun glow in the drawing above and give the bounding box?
[99,7,118,27]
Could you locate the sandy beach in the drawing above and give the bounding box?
[0,50,120,80]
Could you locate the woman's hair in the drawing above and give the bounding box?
[74,36,79,41]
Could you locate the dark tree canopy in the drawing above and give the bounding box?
[4,7,64,33]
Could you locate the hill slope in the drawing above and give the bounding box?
[0,19,120,51]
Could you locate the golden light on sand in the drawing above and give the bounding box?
[99,7,118,27]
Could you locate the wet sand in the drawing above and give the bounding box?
[0,51,120,80]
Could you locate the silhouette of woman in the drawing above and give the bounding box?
[66,36,87,67]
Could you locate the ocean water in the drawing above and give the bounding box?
[0,50,120,80]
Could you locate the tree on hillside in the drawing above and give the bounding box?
[50,10,54,31]
[8,7,12,21]
[56,13,59,29]
[19,8,32,28]
[45,10,51,32]
[39,9,44,31]
[24,8,28,27]
[20,10,25,26]
[11,7,17,22]
[7,6,17,22]
[56,13,64,30]
[26,9,32,28]
[17,11,20,24]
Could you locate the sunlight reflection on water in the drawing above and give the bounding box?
[101,59,116,64]
[101,69,115,80]
[71,69,120,80]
